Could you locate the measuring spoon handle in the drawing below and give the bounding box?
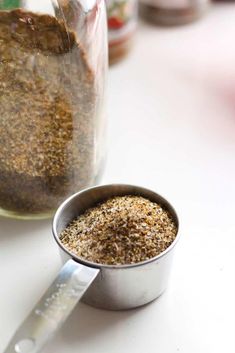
[4,259,99,353]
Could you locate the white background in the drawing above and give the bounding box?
[1,4,235,353]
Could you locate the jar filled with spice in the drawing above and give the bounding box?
[0,0,107,219]
[107,0,138,64]
[139,0,210,26]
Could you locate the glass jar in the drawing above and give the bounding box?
[0,0,107,219]
[106,0,138,64]
[139,0,210,26]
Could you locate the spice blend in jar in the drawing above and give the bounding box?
[0,2,107,218]
[60,195,177,265]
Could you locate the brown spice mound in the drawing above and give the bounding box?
[60,196,177,265]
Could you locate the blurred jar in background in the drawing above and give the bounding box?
[0,0,22,8]
[139,0,210,26]
[107,0,138,64]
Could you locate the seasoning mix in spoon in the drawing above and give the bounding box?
[60,195,177,265]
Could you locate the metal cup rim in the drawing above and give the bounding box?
[52,184,180,270]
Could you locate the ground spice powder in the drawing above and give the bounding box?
[0,9,95,215]
[60,195,177,265]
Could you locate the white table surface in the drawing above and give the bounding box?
[1,4,235,353]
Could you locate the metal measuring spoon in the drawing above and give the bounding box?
[4,184,180,353]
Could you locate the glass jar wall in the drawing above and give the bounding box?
[0,0,107,219]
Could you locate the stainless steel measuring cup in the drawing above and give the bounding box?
[4,184,180,353]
